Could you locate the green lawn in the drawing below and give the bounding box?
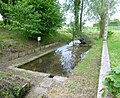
[108,31,120,67]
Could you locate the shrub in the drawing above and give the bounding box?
[103,65,120,98]
[108,30,114,38]
[3,0,63,38]
[80,33,93,44]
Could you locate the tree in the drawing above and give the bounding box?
[6,0,63,38]
[0,0,19,25]
[79,0,84,33]
[74,0,80,35]
[89,0,118,38]
[104,0,110,40]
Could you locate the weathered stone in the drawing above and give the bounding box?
[18,52,26,57]
[97,41,111,98]
[31,49,35,53]
[11,53,19,60]
[40,46,44,50]
[45,45,49,48]
[49,44,53,47]
[40,78,54,88]
[27,50,32,55]
[26,87,48,98]
[53,76,67,82]
[34,48,40,52]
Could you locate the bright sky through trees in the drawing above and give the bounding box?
[0,0,120,26]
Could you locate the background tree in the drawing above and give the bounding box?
[104,0,110,40]
[79,0,84,33]
[0,0,19,25]
[6,0,63,38]
[89,0,119,38]
[74,0,80,35]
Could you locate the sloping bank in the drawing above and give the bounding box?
[47,39,102,98]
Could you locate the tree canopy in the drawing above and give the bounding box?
[0,0,63,38]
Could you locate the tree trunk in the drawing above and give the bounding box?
[104,0,109,40]
[80,0,84,33]
[99,17,105,38]
[74,0,80,35]
[99,11,106,38]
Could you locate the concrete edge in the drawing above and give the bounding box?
[97,41,112,98]
[10,49,55,68]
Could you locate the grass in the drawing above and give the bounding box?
[108,30,120,67]
[41,32,72,45]
[0,28,72,47]
[0,28,29,47]
[67,39,102,97]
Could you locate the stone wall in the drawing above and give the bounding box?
[0,42,60,63]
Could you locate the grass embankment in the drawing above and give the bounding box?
[108,31,120,67]
[0,28,72,55]
[48,32,102,97]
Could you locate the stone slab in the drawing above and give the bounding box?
[97,41,111,98]
[40,78,54,88]
[25,87,48,98]
[53,76,67,82]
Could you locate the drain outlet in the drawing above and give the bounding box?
[48,75,54,78]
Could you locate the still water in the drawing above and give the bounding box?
[19,40,90,77]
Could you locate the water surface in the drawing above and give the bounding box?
[19,40,90,77]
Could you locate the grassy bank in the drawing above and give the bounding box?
[68,39,102,97]
[108,31,120,67]
[0,28,72,55]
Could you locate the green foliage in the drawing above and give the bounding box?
[80,33,93,43]
[41,32,72,44]
[11,85,21,98]
[5,0,63,38]
[108,31,120,66]
[103,65,120,98]
[108,30,114,38]
[109,19,120,26]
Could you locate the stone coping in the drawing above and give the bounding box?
[0,42,60,63]
[97,41,111,98]
[10,49,55,68]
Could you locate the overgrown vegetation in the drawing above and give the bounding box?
[103,65,120,98]
[0,71,30,98]
[41,32,72,44]
[103,29,120,97]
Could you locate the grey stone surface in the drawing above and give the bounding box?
[11,53,19,60]
[18,52,26,57]
[27,50,32,55]
[97,41,111,98]
[53,76,67,82]
[26,86,48,98]
[45,45,49,48]
[40,78,54,88]
[34,48,40,52]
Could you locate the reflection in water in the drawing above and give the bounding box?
[19,40,90,77]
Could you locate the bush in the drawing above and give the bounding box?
[4,0,63,38]
[80,33,93,44]
[103,65,120,98]
[108,30,114,38]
